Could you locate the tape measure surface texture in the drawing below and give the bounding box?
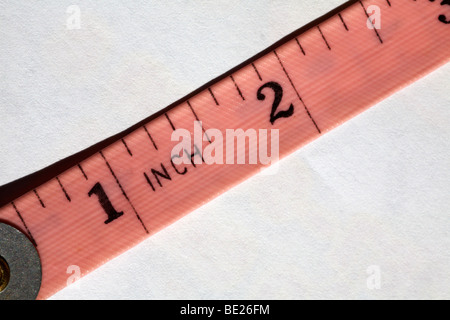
[1,0,449,299]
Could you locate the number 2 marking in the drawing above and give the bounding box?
[429,0,450,24]
[257,82,294,125]
[439,0,450,25]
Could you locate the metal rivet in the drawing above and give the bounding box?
[0,255,10,292]
[0,223,42,300]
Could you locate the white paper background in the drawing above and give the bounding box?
[0,0,449,299]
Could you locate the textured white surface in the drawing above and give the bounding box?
[1,1,449,299]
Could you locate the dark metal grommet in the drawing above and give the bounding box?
[0,223,42,300]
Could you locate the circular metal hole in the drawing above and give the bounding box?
[0,223,42,300]
[0,256,10,292]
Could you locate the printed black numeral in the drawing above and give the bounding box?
[88,182,124,224]
[429,0,450,24]
[257,82,294,125]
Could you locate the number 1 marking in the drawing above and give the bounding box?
[88,182,124,224]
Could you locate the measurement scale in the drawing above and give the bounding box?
[0,0,449,300]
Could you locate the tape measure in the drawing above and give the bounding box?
[0,0,449,300]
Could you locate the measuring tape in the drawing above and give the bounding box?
[0,0,449,300]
